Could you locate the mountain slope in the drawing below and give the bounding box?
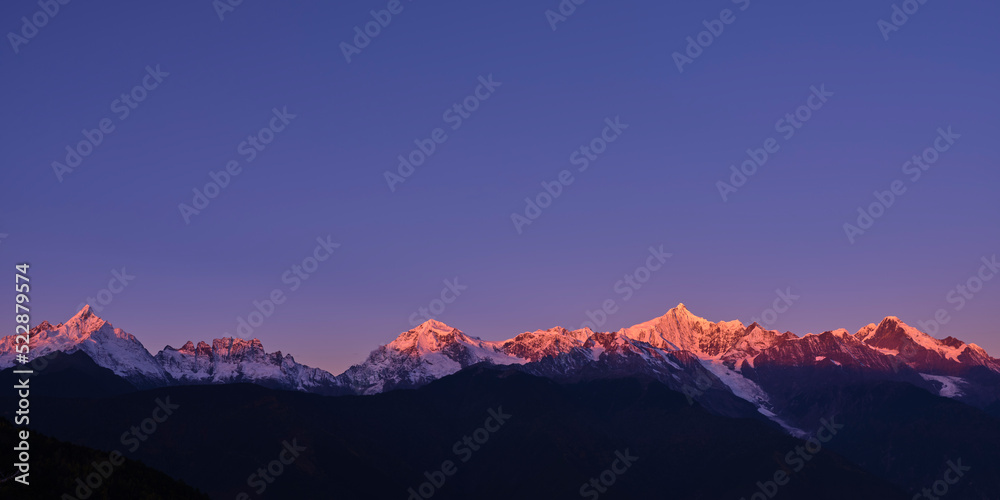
[14,369,915,500]
[619,303,751,356]
[0,417,208,500]
[337,319,524,394]
[0,350,137,398]
[155,337,348,395]
[856,316,1000,374]
[0,306,169,388]
[9,304,1000,419]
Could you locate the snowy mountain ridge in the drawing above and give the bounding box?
[0,305,170,388]
[155,336,345,394]
[2,304,998,408]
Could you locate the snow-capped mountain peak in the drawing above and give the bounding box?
[501,327,591,362]
[7,303,999,416]
[0,305,169,388]
[854,323,879,342]
[176,340,213,357]
[339,321,522,395]
[387,319,473,355]
[862,316,961,358]
[619,303,748,357]
[155,336,344,394]
[718,322,797,366]
[851,315,1000,374]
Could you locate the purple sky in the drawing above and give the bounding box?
[1,0,998,374]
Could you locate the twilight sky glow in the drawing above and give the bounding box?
[1,0,998,374]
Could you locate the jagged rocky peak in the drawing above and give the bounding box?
[212,337,267,360]
[584,330,633,350]
[387,319,472,354]
[501,327,591,362]
[877,315,906,330]
[862,316,944,350]
[8,302,1000,404]
[854,322,879,341]
[0,304,169,387]
[859,316,986,362]
[518,326,593,341]
[571,326,595,340]
[68,303,107,327]
[845,315,1000,374]
[581,330,674,363]
[417,318,462,336]
[413,318,456,331]
[591,329,667,351]
[157,337,272,362]
[19,304,133,347]
[153,335,342,393]
[747,322,798,341]
[824,328,852,338]
[655,302,706,326]
[196,340,212,356]
[172,340,213,358]
[619,302,748,356]
[940,336,965,349]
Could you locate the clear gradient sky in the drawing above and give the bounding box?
[1,0,998,374]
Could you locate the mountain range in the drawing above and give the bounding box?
[5,303,1000,499]
[4,303,1000,431]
